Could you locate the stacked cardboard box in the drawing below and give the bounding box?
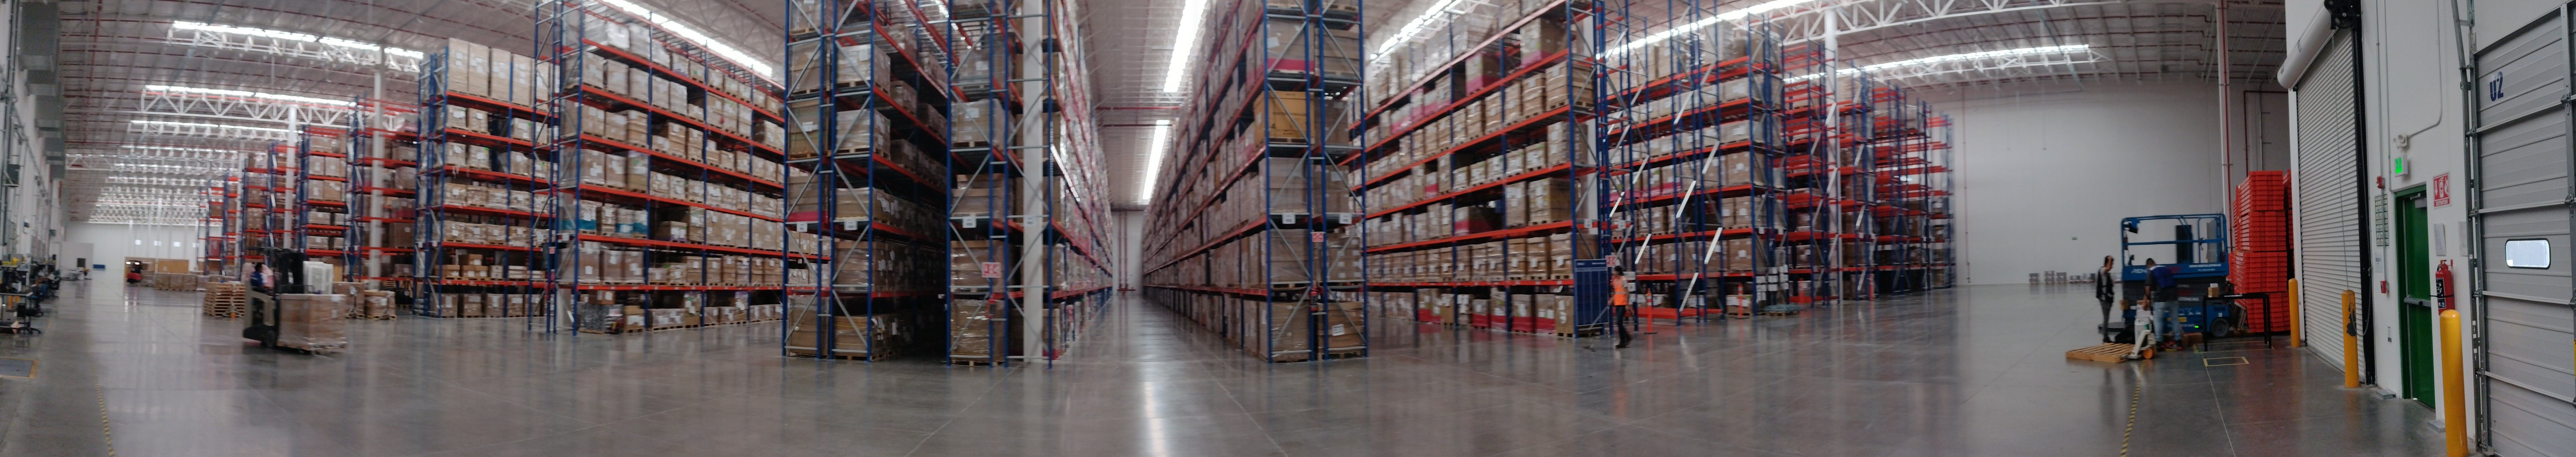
[278,294,350,352]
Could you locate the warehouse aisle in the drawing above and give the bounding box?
[0,284,2442,457]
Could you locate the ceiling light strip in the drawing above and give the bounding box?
[1784,44,2092,81]
[1137,120,1173,203]
[172,21,425,58]
[1602,0,1827,57]
[593,0,777,80]
[129,119,298,133]
[145,84,355,107]
[1161,0,1215,92]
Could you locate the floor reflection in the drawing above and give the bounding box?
[0,282,2444,457]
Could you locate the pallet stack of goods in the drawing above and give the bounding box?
[1344,1,1602,333]
[538,4,798,334]
[417,37,558,319]
[276,293,350,353]
[202,281,246,318]
[1141,0,1369,362]
[2229,170,2291,332]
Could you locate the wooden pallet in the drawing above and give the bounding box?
[947,358,997,367]
[2064,343,2149,362]
[790,350,894,361]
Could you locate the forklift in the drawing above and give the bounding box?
[2105,214,2244,349]
[242,248,314,351]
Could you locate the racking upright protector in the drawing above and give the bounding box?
[780,0,954,360]
[1345,0,1604,336]
[540,1,796,335]
[1141,0,1369,362]
[417,37,561,322]
[940,0,1118,366]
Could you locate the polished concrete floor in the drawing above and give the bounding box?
[0,280,2443,456]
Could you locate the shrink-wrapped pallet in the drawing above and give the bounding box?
[279,294,349,352]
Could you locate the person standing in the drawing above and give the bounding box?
[2096,256,2119,342]
[2146,259,2181,343]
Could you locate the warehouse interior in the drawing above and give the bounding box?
[0,0,2553,455]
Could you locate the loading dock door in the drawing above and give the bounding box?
[2471,7,2576,456]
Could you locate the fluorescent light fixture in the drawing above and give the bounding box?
[145,84,355,106]
[1369,0,1469,63]
[1162,0,1214,92]
[171,21,424,59]
[594,0,777,81]
[1137,120,1174,202]
[1603,0,1827,56]
[1784,44,2092,81]
[120,145,251,154]
[1860,44,2089,71]
[130,119,297,133]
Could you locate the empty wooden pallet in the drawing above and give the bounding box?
[2065,343,2151,362]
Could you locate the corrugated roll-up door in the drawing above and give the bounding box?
[2295,31,2364,366]
[2472,8,2576,456]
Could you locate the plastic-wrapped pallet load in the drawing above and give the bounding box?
[949,299,995,358]
[279,294,350,352]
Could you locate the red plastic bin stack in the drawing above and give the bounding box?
[2229,171,2291,332]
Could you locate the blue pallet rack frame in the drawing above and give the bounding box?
[783,0,952,360]
[1141,0,1365,362]
[1592,5,1788,318]
[545,0,796,335]
[414,45,558,324]
[1342,0,1604,336]
[941,0,1120,366]
[349,100,423,288]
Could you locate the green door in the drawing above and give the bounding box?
[2395,189,2435,407]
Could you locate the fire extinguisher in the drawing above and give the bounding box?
[2434,259,2456,310]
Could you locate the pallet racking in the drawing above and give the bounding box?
[416,38,560,322]
[1141,0,1370,362]
[346,100,425,300]
[1585,0,1955,319]
[1344,0,1604,336]
[540,0,797,335]
[291,125,361,282]
[936,0,1119,366]
[779,0,954,361]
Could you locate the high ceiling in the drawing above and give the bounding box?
[53,0,778,224]
[50,0,2283,222]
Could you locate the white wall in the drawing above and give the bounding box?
[1115,210,1144,288]
[1928,82,2288,285]
[64,221,209,270]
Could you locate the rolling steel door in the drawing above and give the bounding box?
[2295,31,2365,366]
[2471,8,2576,456]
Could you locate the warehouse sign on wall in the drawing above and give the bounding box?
[2432,173,2449,207]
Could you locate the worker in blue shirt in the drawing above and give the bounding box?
[2145,259,2181,343]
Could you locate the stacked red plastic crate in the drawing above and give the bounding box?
[2229,171,2291,332]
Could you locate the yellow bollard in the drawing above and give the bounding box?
[2287,279,2302,348]
[2343,290,2361,389]
[2441,309,2468,457]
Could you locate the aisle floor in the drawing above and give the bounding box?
[0,282,2442,456]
